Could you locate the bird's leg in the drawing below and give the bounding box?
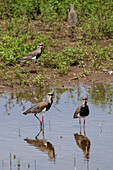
[79,118,82,134]
[34,113,42,126]
[42,115,44,128]
[83,119,85,128]
[83,119,86,136]
[34,62,35,68]
[42,115,44,137]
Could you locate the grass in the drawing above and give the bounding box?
[0,0,113,88]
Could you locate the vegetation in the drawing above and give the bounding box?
[0,0,113,88]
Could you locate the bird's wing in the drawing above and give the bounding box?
[31,50,38,57]
[19,52,33,62]
[29,101,48,113]
[68,11,77,26]
[73,106,81,118]
[19,50,38,62]
[39,101,48,109]
[75,106,81,114]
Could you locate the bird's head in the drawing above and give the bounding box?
[47,93,54,103]
[37,43,44,49]
[82,97,88,106]
[69,4,74,10]
[47,93,54,98]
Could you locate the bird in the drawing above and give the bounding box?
[23,93,54,127]
[67,4,77,28]
[18,43,44,67]
[73,97,89,130]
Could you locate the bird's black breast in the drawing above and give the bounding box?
[80,106,89,117]
[36,53,41,59]
[46,103,52,111]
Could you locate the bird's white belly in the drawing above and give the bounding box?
[32,56,36,61]
[41,107,46,113]
[77,113,87,119]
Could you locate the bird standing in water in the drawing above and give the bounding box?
[23,93,54,127]
[73,98,89,133]
[18,43,43,67]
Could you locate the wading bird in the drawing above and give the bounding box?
[73,97,89,132]
[23,93,54,127]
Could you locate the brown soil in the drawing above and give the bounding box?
[0,64,113,92]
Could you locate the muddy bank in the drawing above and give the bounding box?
[0,65,113,92]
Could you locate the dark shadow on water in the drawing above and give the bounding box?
[24,127,56,162]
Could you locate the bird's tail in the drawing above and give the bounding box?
[23,112,27,115]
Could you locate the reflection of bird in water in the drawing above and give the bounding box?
[24,127,56,161]
[74,133,91,160]
[18,43,44,67]
[73,97,89,134]
[23,93,54,127]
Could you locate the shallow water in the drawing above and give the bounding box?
[0,84,113,170]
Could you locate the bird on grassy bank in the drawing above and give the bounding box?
[73,97,89,131]
[18,43,43,67]
[23,93,54,127]
[68,4,77,28]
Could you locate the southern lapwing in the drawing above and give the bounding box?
[73,97,89,130]
[18,43,43,67]
[23,93,54,127]
[68,4,77,28]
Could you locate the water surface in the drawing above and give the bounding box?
[0,84,113,170]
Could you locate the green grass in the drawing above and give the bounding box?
[0,0,113,88]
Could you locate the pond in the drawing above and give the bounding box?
[0,84,113,170]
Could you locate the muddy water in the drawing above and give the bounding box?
[0,84,113,170]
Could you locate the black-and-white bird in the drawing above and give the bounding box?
[68,4,77,28]
[73,97,89,128]
[23,93,54,127]
[18,43,43,67]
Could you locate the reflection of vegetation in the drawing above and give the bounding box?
[87,84,113,104]
[55,88,75,105]
[0,84,113,114]
[87,84,113,113]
